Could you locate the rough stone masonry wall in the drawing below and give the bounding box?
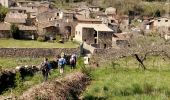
[0,48,79,57]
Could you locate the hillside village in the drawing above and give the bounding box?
[0,0,170,99]
[0,0,169,50]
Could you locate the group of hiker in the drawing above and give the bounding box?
[40,53,77,81]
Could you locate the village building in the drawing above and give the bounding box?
[112,32,130,48]
[89,5,100,12]
[18,25,37,39]
[105,7,117,18]
[4,11,27,24]
[153,17,169,29]
[119,15,129,32]
[141,17,170,37]
[75,8,91,19]
[75,23,114,49]
[36,9,76,39]
[0,0,11,7]
[0,23,11,38]
[75,15,102,24]
[0,23,37,39]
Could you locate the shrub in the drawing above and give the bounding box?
[120,87,132,96]
[37,36,46,42]
[56,35,61,42]
[10,24,20,39]
[132,83,143,94]
[103,86,108,92]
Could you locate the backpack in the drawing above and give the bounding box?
[41,63,49,72]
[47,63,52,70]
[70,57,75,64]
[58,58,64,66]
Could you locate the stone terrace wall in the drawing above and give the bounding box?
[0,48,79,57]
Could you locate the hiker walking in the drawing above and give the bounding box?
[41,58,51,81]
[70,56,76,69]
[71,53,77,67]
[58,55,66,74]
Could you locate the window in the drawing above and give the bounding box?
[57,13,59,16]
[55,23,60,27]
[158,20,161,22]
[94,33,97,37]
[165,20,168,22]
[94,39,97,44]
[111,20,115,23]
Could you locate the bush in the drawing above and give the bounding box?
[10,24,20,39]
[132,83,143,94]
[56,35,61,42]
[37,36,46,42]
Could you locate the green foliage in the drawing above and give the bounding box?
[37,36,46,42]
[0,5,9,22]
[14,72,25,94]
[56,35,61,42]
[10,24,20,39]
[132,83,143,94]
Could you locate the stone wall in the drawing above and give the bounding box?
[0,48,79,57]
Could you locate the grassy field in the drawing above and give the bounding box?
[0,57,44,69]
[0,39,78,48]
[82,56,170,100]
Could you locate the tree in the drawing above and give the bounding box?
[0,5,9,22]
[155,10,161,17]
[10,24,20,39]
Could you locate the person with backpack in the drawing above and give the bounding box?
[41,58,51,81]
[71,53,77,67]
[70,56,76,69]
[58,55,66,74]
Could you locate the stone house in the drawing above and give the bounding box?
[141,17,154,30]
[75,8,90,19]
[75,15,102,24]
[0,0,11,7]
[18,25,37,39]
[141,17,170,36]
[89,5,100,12]
[112,33,130,48]
[75,23,114,49]
[153,17,170,30]
[16,1,50,18]
[105,7,117,18]
[36,9,76,38]
[0,23,11,38]
[119,15,129,32]
[5,12,27,24]
[0,23,37,39]
[95,13,108,24]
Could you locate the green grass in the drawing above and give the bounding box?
[0,39,78,48]
[0,57,43,69]
[82,56,170,100]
